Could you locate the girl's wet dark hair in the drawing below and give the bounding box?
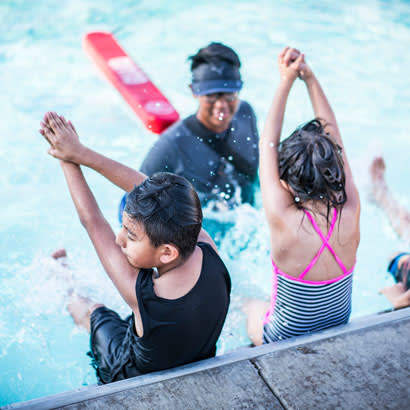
[188,42,241,71]
[124,173,202,260]
[279,119,346,219]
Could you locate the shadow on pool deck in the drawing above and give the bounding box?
[5,307,410,410]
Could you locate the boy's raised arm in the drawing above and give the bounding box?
[41,112,147,192]
[41,115,140,313]
[59,160,139,312]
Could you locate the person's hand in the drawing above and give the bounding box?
[297,55,313,82]
[39,112,83,163]
[278,47,305,83]
[278,47,314,83]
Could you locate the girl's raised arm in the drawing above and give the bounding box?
[300,70,360,211]
[259,48,305,226]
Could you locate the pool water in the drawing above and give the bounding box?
[1,0,410,405]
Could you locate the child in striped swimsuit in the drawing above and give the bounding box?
[244,47,360,345]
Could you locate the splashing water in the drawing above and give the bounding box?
[1,0,410,405]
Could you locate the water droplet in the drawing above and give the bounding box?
[231,127,235,131]
[228,156,233,161]
[269,142,275,148]
[246,137,251,141]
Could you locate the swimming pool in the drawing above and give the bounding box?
[1,0,410,405]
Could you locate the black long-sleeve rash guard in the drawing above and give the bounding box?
[140,100,259,206]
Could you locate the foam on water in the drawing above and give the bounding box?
[1,0,410,405]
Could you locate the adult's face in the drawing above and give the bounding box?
[195,92,240,134]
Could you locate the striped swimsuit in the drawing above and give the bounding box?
[263,208,354,343]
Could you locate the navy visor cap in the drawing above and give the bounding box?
[191,60,243,96]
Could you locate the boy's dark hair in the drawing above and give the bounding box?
[124,173,202,260]
[279,119,347,220]
[188,42,241,71]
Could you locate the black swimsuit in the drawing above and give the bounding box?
[89,242,231,383]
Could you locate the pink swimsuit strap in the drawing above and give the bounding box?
[299,208,348,278]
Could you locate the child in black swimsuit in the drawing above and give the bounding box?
[40,112,231,383]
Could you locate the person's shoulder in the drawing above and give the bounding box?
[197,242,226,267]
[160,118,191,141]
[236,99,256,117]
[197,242,231,292]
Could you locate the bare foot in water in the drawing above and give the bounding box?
[369,156,387,202]
[370,156,386,182]
[67,294,103,333]
[51,248,67,259]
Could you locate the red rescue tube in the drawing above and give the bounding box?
[83,32,179,134]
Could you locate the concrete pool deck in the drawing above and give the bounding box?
[5,306,410,410]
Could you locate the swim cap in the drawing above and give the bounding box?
[191,61,243,96]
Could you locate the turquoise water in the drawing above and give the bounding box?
[1,0,410,405]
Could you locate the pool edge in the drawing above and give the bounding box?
[4,306,410,409]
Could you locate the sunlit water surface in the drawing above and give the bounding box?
[1,0,410,405]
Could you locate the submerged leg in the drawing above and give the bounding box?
[369,157,410,241]
[242,299,269,346]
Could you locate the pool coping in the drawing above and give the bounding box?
[4,306,410,409]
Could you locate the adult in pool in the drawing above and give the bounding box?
[244,47,361,345]
[137,42,259,209]
[370,156,410,308]
[39,112,231,383]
